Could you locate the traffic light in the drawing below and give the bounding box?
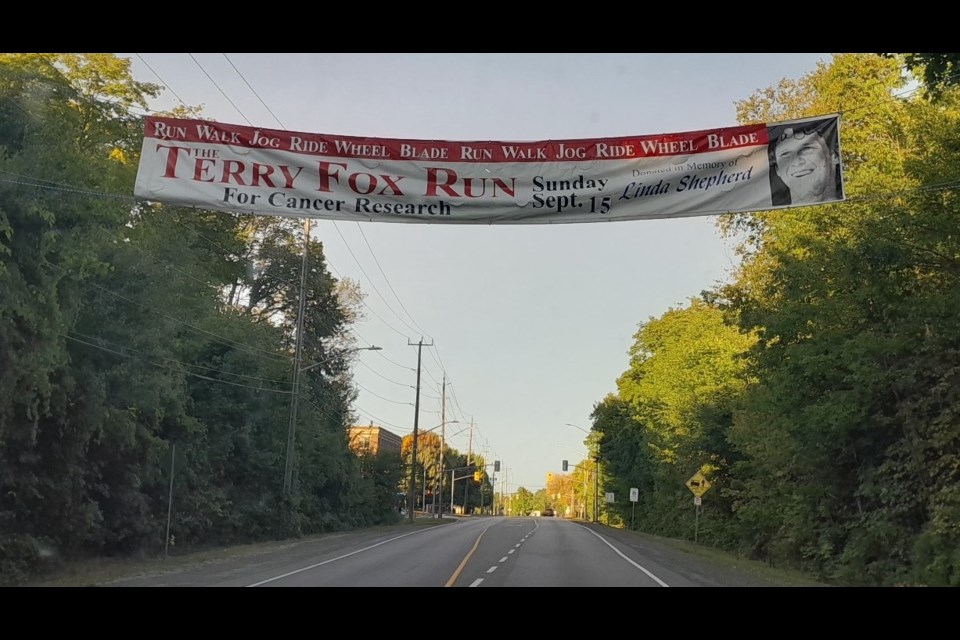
[494,460,500,472]
[562,460,568,472]
[473,470,482,482]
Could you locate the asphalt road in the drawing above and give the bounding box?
[83,516,826,587]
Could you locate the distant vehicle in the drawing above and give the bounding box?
[542,508,555,517]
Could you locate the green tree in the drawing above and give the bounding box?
[883,53,960,100]
[511,487,536,517]
[610,298,755,543]
[721,53,960,585]
[0,53,162,581]
[0,54,378,583]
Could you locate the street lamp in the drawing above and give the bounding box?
[283,345,382,496]
[565,422,600,523]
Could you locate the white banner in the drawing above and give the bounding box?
[133,115,844,224]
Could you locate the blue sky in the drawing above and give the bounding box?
[117,53,832,492]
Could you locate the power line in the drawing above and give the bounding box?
[68,329,291,386]
[350,331,414,371]
[194,52,435,351]
[136,53,190,108]
[5,174,425,400]
[166,218,422,398]
[141,53,407,338]
[142,53,427,359]
[168,211,301,289]
[447,381,470,424]
[11,54,468,440]
[348,328,405,362]
[376,349,416,370]
[222,53,287,129]
[354,381,414,406]
[63,333,292,394]
[14,160,960,416]
[15,182,396,392]
[323,256,412,339]
[355,222,434,339]
[329,222,420,337]
[100,226,224,293]
[838,68,960,117]
[356,359,413,388]
[419,364,441,388]
[184,54,418,374]
[2,94,38,121]
[298,395,353,423]
[67,319,413,440]
[352,404,408,431]
[1,89,90,150]
[43,259,289,364]
[21,59,960,466]
[187,53,253,126]
[0,172,133,201]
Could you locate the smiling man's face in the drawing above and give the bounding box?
[775,130,834,202]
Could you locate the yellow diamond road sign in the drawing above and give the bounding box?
[686,471,712,498]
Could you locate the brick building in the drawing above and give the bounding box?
[347,423,402,456]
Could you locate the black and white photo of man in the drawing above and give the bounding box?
[767,116,844,206]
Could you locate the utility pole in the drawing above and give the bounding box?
[480,447,488,515]
[505,467,510,516]
[594,454,599,522]
[499,472,504,515]
[407,338,433,523]
[582,467,588,519]
[594,448,601,523]
[462,418,473,514]
[283,218,310,497]
[164,442,176,559]
[436,375,446,519]
[450,468,456,514]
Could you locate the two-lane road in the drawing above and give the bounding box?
[101,517,812,587]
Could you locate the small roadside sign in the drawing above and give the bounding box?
[694,496,702,506]
[630,487,639,502]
